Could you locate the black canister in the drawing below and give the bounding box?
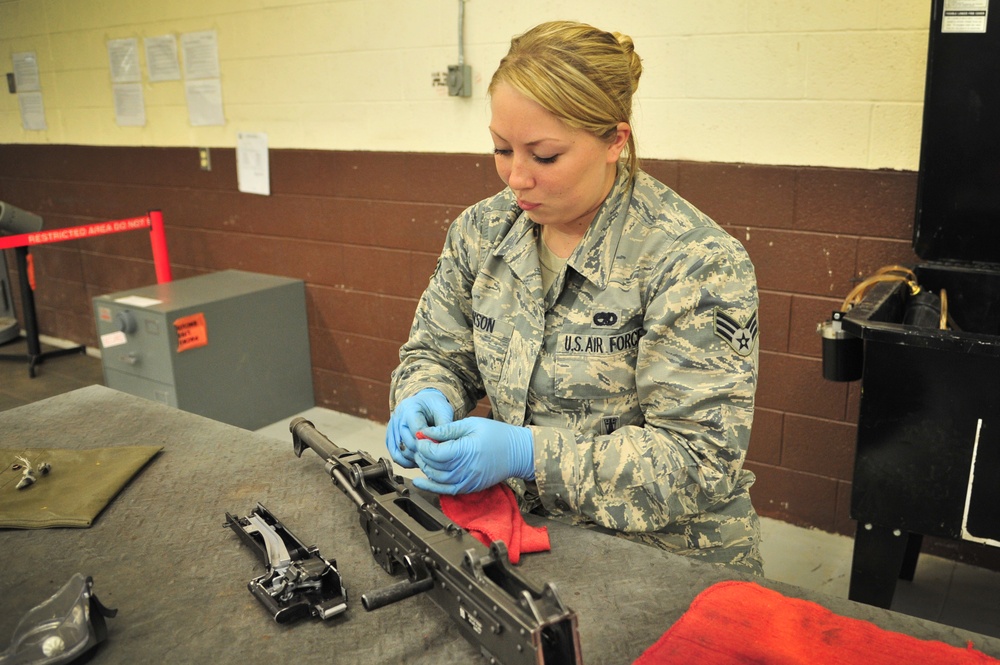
[819,311,863,382]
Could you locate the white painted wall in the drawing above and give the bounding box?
[0,0,930,170]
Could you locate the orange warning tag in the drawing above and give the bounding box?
[174,312,208,352]
[26,253,36,290]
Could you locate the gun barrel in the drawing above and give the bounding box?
[290,417,349,460]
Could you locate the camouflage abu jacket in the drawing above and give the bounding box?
[390,168,762,573]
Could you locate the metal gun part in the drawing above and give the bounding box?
[226,502,347,624]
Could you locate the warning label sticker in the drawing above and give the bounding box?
[174,312,208,352]
[943,0,989,33]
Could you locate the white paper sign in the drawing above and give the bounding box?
[108,38,141,83]
[237,132,270,195]
[115,295,162,307]
[113,83,146,126]
[18,91,47,130]
[12,52,40,92]
[181,30,221,80]
[144,35,181,82]
[185,79,225,126]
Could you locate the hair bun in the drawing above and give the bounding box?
[613,32,643,92]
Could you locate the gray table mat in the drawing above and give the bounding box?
[2,386,998,664]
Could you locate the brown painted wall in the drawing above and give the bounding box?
[8,143,992,565]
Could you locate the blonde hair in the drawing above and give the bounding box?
[489,21,643,178]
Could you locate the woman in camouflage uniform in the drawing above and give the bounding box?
[386,20,763,574]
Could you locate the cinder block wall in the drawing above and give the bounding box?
[2,1,927,170]
[2,143,947,554]
[11,1,996,568]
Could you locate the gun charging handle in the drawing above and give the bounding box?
[360,554,435,611]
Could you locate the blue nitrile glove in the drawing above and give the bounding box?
[385,389,454,468]
[411,417,535,495]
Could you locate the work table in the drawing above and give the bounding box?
[2,386,998,663]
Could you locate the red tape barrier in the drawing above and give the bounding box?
[0,210,172,284]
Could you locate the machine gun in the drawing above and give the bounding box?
[289,417,582,665]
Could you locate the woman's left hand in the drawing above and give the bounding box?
[411,418,535,494]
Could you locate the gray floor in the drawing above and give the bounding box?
[5,334,1000,641]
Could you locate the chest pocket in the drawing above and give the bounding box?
[554,328,641,399]
[473,314,514,390]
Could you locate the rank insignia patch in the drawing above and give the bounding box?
[714,309,758,356]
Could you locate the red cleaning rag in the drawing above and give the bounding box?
[440,483,550,564]
[634,580,1000,665]
[416,432,550,564]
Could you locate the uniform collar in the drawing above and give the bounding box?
[492,203,538,282]
[494,167,633,289]
[566,167,632,290]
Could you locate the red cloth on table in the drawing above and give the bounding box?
[439,483,550,564]
[634,580,999,664]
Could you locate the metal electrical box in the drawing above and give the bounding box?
[94,270,314,430]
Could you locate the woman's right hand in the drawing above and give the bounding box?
[385,388,455,467]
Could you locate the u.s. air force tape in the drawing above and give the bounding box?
[714,309,758,356]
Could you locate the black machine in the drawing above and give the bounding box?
[1,251,18,345]
[0,202,39,346]
[289,417,582,665]
[823,1,1000,609]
